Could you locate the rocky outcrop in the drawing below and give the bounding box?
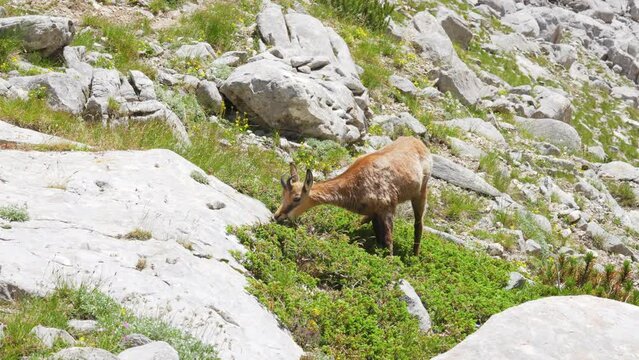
[598,161,639,182]
[432,155,503,197]
[434,117,506,144]
[0,120,84,147]
[0,16,74,55]
[391,11,491,105]
[434,296,639,359]
[221,2,368,143]
[514,117,582,151]
[0,149,302,360]
[8,72,87,114]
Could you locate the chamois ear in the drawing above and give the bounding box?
[303,169,314,193]
[289,163,299,182]
[280,175,289,190]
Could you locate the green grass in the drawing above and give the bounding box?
[479,152,512,193]
[494,210,550,246]
[315,0,396,32]
[0,205,29,222]
[430,188,485,223]
[0,286,217,359]
[124,228,153,241]
[161,1,258,53]
[293,139,351,175]
[232,217,542,359]
[455,42,531,88]
[606,181,638,208]
[473,229,519,251]
[148,0,185,14]
[79,16,154,76]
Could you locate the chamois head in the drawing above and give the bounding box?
[274,163,314,222]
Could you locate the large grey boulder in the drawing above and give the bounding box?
[514,117,581,151]
[398,279,431,332]
[479,0,517,16]
[196,80,223,112]
[222,2,368,143]
[118,341,178,360]
[51,347,118,360]
[586,222,634,257]
[433,296,639,359]
[531,86,572,123]
[434,118,506,144]
[598,161,639,181]
[30,325,75,348]
[371,112,427,136]
[0,150,303,360]
[437,60,490,105]
[0,16,74,55]
[502,11,540,37]
[128,70,156,101]
[611,86,639,106]
[221,59,365,143]
[432,155,502,197]
[121,100,190,145]
[8,72,87,114]
[438,10,473,49]
[175,42,215,59]
[83,68,121,122]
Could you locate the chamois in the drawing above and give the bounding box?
[274,136,433,255]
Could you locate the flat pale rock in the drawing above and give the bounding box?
[435,118,506,144]
[50,347,118,360]
[0,149,302,360]
[599,161,639,181]
[433,296,639,360]
[30,325,75,348]
[118,341,178,360]
[432,155,502,197]
[0,120,83,147]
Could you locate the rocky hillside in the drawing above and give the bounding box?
[0,0,639,358]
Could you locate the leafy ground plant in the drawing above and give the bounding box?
[0,204,29,222]
[0,286,217,359]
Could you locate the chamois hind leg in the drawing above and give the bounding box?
[411,177,429,255]
[381,212,394,255]
[371,215,385,248]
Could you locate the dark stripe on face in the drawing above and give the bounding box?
[281,203,297,217]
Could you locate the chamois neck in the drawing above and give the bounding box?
[309,178,349,208]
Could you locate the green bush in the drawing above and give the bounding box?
[316,0,396,32]
[233,211,547,359]
[0,286,217,359]
[0,204,29,222]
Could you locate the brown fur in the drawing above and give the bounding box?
[274,136,433,255]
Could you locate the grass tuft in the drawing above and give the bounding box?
[124,228,152,241]
[0,204,29,222]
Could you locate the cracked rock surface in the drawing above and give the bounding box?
[0,149,302,360]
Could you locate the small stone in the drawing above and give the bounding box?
[560,229,572,238]
[486,242,504,256]
[389,75,419,96]
[504,272,526,290]
[30,325,76,348]
[535,142,561,156]
[207,201,226,210]
[119,333,152,349]
[525,239,542,255]
[398,279,431,332]
[567,210,581,224]
[68,319,99,334]
[559,246,575,255]
[118,341,179,360]
[587,146,607,161]
[297,65,311,74]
